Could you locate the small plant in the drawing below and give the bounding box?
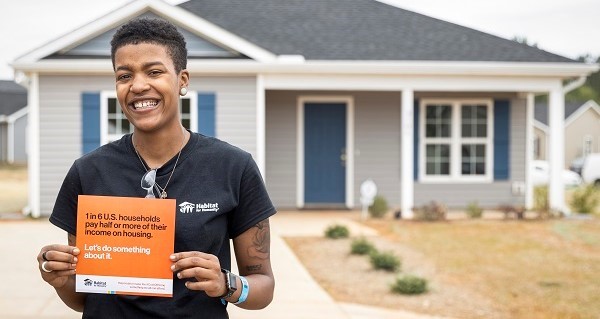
[369,195,388,218]
[324,224,350,239]
[466,201,483,219]
[414,201,447,221]
[370,250,401,272]
[570,184,600,214]
[499,204,525,219]
[350,237,376,255]
[534,186,549,215]
[391,275,428,295]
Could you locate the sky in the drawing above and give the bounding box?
[0,0,598,80]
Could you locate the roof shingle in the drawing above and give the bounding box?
[179,0,575,62]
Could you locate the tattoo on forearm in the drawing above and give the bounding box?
[246,264,263,272]
[247,219,270,260]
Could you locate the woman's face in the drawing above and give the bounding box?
[114,42,189,134]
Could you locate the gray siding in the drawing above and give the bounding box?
[0,125,6,161]
[39,75,115,215]
[38,75,257,215]
[13,114,27,163]
[354,92,401,207]
[265,90,527,210]
[265,92,297,208]
[194,76,257,157]
[265,91,402,208]
[414,95,527,208]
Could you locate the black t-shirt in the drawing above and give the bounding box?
[50,131,276,318]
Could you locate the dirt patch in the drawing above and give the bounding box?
[285,216,600,319]
[0,164,28,214]
[285,236,506,319]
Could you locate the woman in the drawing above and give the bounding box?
[36,18,276,318]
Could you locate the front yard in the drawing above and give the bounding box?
[286,216,600,319]
[0,163,28,214]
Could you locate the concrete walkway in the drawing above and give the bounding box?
[0,212,449,319]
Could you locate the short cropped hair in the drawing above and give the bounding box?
[110,18,187,73]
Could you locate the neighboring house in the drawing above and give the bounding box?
[11,0,599,217]
[0,80,28,164]
[534,100,600,167]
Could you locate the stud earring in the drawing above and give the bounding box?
[180,87,188,96]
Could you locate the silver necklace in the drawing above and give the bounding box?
[133,129,186,199]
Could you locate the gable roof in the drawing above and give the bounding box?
[14,0,277,65]
[179,0,575,62]
[0,80,27,116]
[535,100,600,126]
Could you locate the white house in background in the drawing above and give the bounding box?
[0,80,28,164]
[11,0,599,218]
[534,100,600,167]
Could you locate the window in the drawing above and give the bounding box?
[100,91,197,144]
[583,135,593,157]
[420,99,493,182]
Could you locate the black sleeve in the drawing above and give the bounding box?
[49,162,82,236]
[228,155,277,238]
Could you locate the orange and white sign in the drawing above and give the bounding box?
[75,195,176,297]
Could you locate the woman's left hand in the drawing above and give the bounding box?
[170,252,226,297]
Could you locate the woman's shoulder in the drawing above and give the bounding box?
[75,135,131,167]
[194,133,251,160]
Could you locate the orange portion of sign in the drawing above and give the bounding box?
[76,195,176,280]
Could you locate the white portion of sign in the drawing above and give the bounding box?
[76,274,173,296]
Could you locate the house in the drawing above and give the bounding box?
[0,80,27,164]
[534,100,600,167]
[11,0,599,218]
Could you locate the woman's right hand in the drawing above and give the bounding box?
[37,245,80,288]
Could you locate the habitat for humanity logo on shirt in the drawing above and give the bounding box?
[179,202,219,213]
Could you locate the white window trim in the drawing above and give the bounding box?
[100,90,198,145]
[419,98,494,183]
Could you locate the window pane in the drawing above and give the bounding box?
[426,144,450,175]
[181,98,190,114]
[461,144,486,175]
[121,119,131,134]
[108,98,117,114]
[182,119,190,129]
[462,124,471,138]
[108,119,116,134]
[425,104,452,137]
[461,104,487,138]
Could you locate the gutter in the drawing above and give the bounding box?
[562,75,587,93]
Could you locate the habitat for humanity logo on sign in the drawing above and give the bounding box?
[83,278,106,288]
[179,202,220,213]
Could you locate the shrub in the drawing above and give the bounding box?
[350,237,376,255]
[370,250,401,272]
[324,224,350,239]
[414,201,447,221]
[466,201,483,219]
[391,275,428,295]
[534,186,549,214]
[570,184,600,214]
[369,195,388,218]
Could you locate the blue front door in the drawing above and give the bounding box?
[304,103,346,205]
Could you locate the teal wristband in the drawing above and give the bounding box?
[233,276,249,305]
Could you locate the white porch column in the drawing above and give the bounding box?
[525,93,534,209]
[256,74,266,181]
[27,73,41,218]
[401,88,414,218]
[548,88,566,213]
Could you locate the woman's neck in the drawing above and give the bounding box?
[132,125,189,169]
